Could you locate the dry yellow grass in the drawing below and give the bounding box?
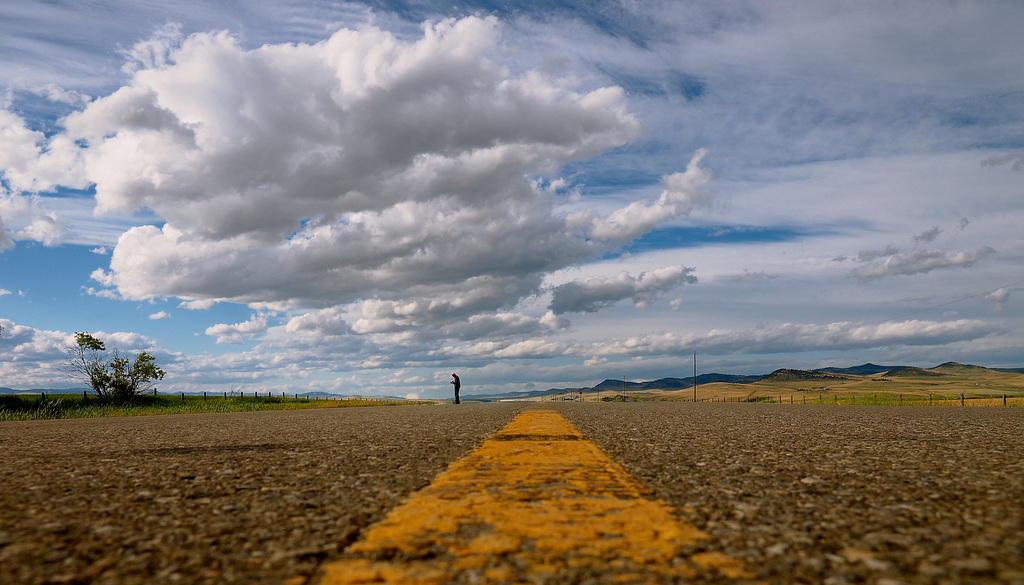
[609,366,1024,406]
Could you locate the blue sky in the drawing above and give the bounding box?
[1,1,1023,398]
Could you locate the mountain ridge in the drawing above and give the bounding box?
[491,362,1017,401]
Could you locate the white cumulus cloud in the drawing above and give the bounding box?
[0,15,715,355]
[19,16,676,325]
[569,149,711,242]
[205,314,269,344]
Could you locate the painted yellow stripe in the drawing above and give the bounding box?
[315,409,756,584]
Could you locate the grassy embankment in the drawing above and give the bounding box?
[594,363,1024,406]
[0,393,425,421]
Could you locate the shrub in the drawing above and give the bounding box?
[62,332,165,399]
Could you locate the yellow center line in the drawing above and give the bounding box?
[314,409,757,584]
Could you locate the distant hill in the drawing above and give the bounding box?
[474,373,762,401]
[475,361,1024,400]
[883,366,945,378]
[641,377,690,390]
[760,369,855,382]
[931,362,990,374]
[593,374,763,392]
[694,373,764,384]
[593,379,646,392]
[815,363,895,376]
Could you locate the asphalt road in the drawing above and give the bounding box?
[0,404,525,585]
[560,402,1024,585]
[2,402,1022,584]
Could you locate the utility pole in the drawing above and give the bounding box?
[693,352,697,402]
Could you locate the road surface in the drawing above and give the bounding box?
[1,402,1021,584]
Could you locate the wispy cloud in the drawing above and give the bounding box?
[570,150,711,242]
[549,265,697,314]
[849,247,996,281]
[913,226,942,244]
[577,319,995,358]
[982,153,1024,171]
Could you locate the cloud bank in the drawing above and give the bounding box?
[2,3,1021,396]
[1,16,712,361]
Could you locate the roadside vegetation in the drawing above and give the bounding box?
[0,330,429,421]
[0,393,424,421]
[62,332,165,399]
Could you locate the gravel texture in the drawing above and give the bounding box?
[3,402,1021,584]
[0,404,523,585]
[557,402,1024,585]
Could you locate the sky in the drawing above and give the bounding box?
[1,1,1023,399]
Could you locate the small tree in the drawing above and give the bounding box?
[63,332,109,395]
[63,332,165,399]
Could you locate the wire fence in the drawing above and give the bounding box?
[695,393,1024,406]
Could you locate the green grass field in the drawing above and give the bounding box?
[0,393,423,421]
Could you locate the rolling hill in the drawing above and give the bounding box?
[493,362,1023,402]
[760,369,856,382]
[815,363,895,376]
[882,366,945,378]
[931,362,992,374]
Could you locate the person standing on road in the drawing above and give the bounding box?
[451,373,461,404]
